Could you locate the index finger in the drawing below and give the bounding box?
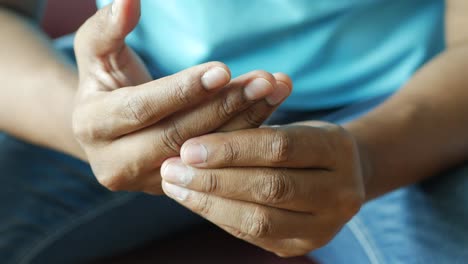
[76,62,231,138]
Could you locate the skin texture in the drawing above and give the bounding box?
[0,1,81,158]
[160,0,468,257]
[73,0,292,194]
[0,0,292,194]
[0,0,467,258]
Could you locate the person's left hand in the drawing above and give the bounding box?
[160,122,368,257]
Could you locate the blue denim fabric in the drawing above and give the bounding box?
[2,93,467,264]
[0,135,205,264]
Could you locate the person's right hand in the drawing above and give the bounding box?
[72,0,292,195]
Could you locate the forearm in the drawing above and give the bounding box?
[0,8,85,160]
[344,46,468,200]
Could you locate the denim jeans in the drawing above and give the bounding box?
[1,36,467,264]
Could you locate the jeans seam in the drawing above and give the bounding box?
[15,192,138,264]
[347,217,386,264]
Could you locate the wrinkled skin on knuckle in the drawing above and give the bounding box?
[269,129,290,164]
[159,120,186,155]
[217,90,248,121]
[242,107,266,128]
[171,76,193,106]
[222,141,240,165]
[243,207,272,239]
[122,92,153,127]
[201,170,220,193]
[257,169,293,205]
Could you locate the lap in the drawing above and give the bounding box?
[311,165,468,264]
[0,134,203,264]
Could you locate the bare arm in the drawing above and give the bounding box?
[0,1,85,158]
[345,0,468,200]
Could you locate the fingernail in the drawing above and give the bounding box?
[266,81,290,106]
[201,67,230,90]
[161,160,194,186]
[163,181,189,201]
[182,143,208,165]
[244,78,274,101]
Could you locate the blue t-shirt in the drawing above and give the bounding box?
[97,0,445,111]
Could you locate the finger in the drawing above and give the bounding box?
[163,182,328,256]
[109,71,275,169]
[95,71,277,187]
[75,0,150,88]
[162,181,320,240]
[74,62,231,139]
[161,158,337,213]
[216,73,292,132]
[181,126,337,169]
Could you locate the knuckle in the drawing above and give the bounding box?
[201,171,220,193]
[242,107,266,128]
[258,170,293,204]
[243,207,271,238]
[270,129,290,164]
[222,141,240,165]
[123,92,153,126]
[160,120,185,154]
[218,91,248,120]
[172,77,192,105]
[195,193,213,216]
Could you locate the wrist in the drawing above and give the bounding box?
[344,121,376,202]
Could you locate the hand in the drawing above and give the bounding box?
[72,0,293,194]
[161,122,367,256]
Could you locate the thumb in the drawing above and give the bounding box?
[75,0,147,88]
